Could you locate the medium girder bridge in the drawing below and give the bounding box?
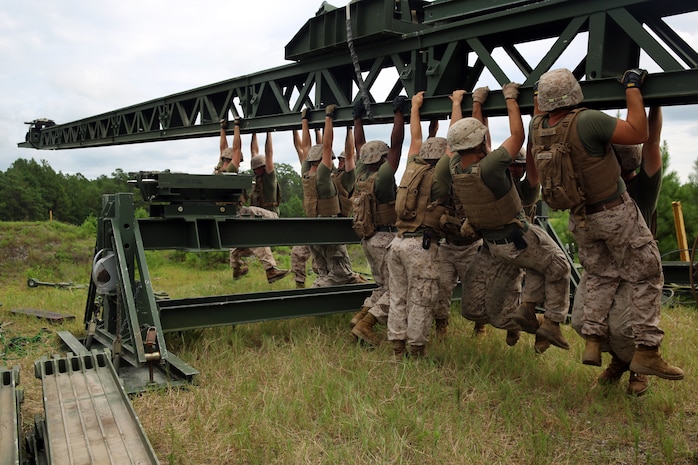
[19,0,698,149]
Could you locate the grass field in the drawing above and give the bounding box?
[1,221,697,464]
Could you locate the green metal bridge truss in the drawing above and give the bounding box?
[19,0,698,149]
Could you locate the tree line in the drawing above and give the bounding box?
[1,150,696,259]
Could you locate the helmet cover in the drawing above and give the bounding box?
[537,68,584,112]
[360,140,389,164]
[447,117,488,152]
[419,137,448,160]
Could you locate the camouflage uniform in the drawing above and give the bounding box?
[571,163,662,360]
[569,193,663,346]
[460,242,523,331]
[229,205,279,271]
[532,107,664,344]
[301,156,357,287]
[435,239,481,322]
[291,245,313,287]
[451,148,571,325]
[354,159,398,323]
[387,153,452,348]
[361,231,394,322]
[387,234,441,346]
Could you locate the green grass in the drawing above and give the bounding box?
[1,221,697,464]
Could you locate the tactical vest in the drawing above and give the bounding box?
[531,109,621,209]
[395,158,454,237]
[251,174,281,214]
[452,165,522,230]
[332,170,353,217]
[351,173,397,239]
[302,174,340,218]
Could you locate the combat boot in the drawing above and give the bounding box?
[347,273,369,284]
[266,267,291,284]
[505,329,520,347]
[393,340,406,359]
[582,335,603,366]
[597,354,629,385]
[536,317,569,350]
[233,265,249,279]
[533,315,551,354]
[351,313,381,347]
[407,344,425,358]
[350,306,370,328]
[513,302,539,334]
[473,322,487,338]
[629,345,684,380]
[627,372,649,396]
[435,318,449,339]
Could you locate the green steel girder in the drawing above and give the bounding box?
[137,216,360,250]
[157,285,376,332]
[19,0,698,150]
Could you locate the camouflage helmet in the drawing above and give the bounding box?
[447,117,488,152]
[537,68,584,112]
[612,144,642,171]
[337,151,346,159]
[360,140,389,164]
[220,147,234,160]
[419,137,448,160]
[306,144,324,162]
[250,155,266,170]
[512,149,526,164]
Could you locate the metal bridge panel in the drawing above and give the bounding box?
[34,352,160,465]
[0,366,22,465]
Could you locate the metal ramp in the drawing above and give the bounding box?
[0,366,23,465]
[32,351,159,465]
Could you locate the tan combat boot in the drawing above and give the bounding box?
[505,329,520,347]
[629,345,684,380]
[473,322,487,338]
[533,315,551,354]
[266,267,291,284]
[627,371,649,396]
[536,317,569,350]
[513,302,539,334]
[350,306,370,328]
[393,340,406,359]
[347,273,369,284]
[435,318,449,339]
[582,335,603,366]
[351,313,381,347]
[597,354,630,385]
[407,344,425,358]
[233,264,249,279]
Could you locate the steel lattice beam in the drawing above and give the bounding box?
[19,0,698,150]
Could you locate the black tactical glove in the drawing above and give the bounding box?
[393,95,408,113]
[353,99,367,119]
[619,68,648,89]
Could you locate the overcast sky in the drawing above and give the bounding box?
[2,1,697,183]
